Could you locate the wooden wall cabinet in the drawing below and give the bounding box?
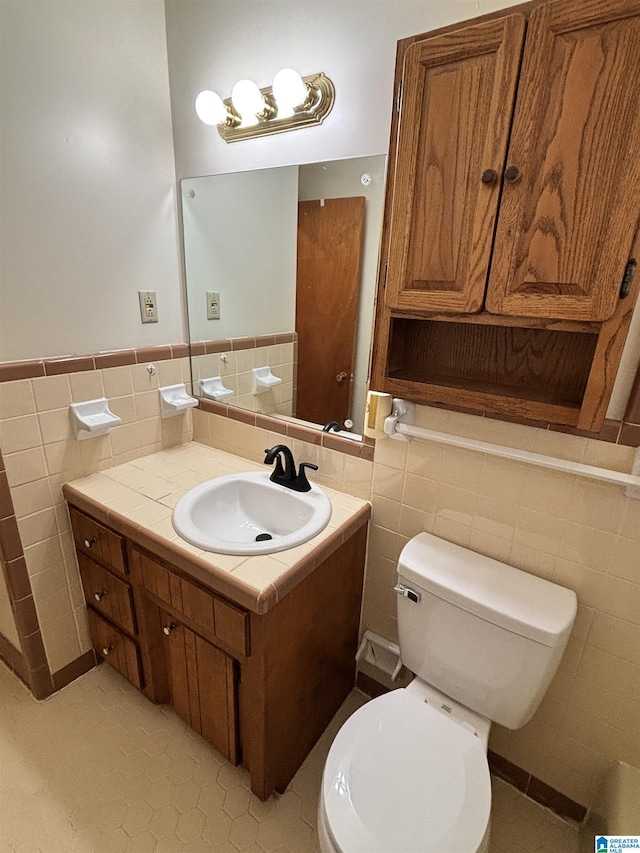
[69,505,367,800]
[373,0,640,430]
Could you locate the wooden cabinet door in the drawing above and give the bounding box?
[487,0,640,321]
[161,615,239,764]
[385,15,525,314]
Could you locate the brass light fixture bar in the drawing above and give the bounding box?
[196,71,335,144]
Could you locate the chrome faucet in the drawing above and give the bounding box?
[263,445,318,493]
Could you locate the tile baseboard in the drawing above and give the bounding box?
[52,649,97,693]
[0,630,29,687]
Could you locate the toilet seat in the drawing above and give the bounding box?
[321,689,491,852]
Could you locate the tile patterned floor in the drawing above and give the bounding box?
[0,660,580,852]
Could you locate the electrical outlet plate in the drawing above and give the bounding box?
[138,290,158,323]
[206,291,220,320]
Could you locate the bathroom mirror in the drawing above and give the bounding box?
[181,155,387,437]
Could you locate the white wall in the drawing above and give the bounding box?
[165,0,639,420]
[165,0,518,180]
[0,0,183,362]
[182,167,298,341]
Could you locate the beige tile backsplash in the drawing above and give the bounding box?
[191,342,296,416]
[193,403,639,809]
[367,408,639,809]
[1,371,639,810]
[0,358,192,674]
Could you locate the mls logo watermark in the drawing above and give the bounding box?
[595,837,640,852]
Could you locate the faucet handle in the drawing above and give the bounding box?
[291,461,318,493]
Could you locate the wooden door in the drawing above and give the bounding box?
[295,197,365,426]
[162,615,239,764]
[487,0,640,321]
[384,15,526,314]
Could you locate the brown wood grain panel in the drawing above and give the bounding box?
[213,597,249,658]
[388,318,597,406]
[389,309,601,333]
[259,525,366,797]
[577,227,640,430]
[134,594,170,704]
[78,554,136,636]
[386,15,525,314]
[87,609,142,690]
[137,549,172,607]
[180,578,215,636]
[106,532,126,575]
[195,632,237,764]
[160,618,238,765]
[296,197,365,425]
[70,508,126,575]
[382,375,581,426]
[487,0,640,321]
[185,627,202,734]
[122,634,142,687]
[162,617,192,727]
[169,573,183,612]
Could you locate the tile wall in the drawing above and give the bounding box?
[191,409,374,499]
[0,559,20,649]
[191,338,296,417]
[0,354,192,677]
[194,404,639,810]
[1,352,638,809]
[368,406,639,810]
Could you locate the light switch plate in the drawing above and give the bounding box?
[206,291,221,320]
[138,290,158,323]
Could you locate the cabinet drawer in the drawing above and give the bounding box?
[87,609,143,690]
[79,553,136,636]
[70,507,127,575]
[134,547,249,657]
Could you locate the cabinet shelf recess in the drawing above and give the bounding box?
[387,318,599,411]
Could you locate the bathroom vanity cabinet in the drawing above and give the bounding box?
[68,502,368,799]
[371,0,640,430]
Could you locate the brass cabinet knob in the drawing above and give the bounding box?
[336,371,348,383]
[163,622,178,636]
[84,537,97,549]
[481,168,498,184]
[94,591,107,602]
[101,645,113,656]
[504,165,521,183]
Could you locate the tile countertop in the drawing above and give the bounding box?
[62,442,371,615]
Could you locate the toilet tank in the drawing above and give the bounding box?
[397,533,577,730]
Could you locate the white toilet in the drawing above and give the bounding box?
[318,532,577,853]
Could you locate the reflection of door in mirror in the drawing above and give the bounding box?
[295,197,365,427]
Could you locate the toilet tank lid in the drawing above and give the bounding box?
[399,534,577,647]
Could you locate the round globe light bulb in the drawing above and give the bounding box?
[195,90,228,126]
[272,68,308,110]
[231,79,265,122]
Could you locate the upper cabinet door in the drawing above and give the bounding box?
[487,0,640,321]
[385,15,526,314]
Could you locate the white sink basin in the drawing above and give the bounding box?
[171,471,332,556]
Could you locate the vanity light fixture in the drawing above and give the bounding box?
[195,68,335,143]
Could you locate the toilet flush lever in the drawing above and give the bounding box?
[394,584,421,604]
